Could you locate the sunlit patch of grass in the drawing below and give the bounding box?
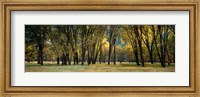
[25,62,175,72]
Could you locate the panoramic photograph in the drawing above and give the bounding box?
[25,25,175,72]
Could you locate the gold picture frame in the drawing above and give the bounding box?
[0,0,199,97]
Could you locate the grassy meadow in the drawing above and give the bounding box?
[25,62,175,72]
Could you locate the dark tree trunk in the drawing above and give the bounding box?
[108,44,112,65]
[73,52,78,65]
[138,41,144,67]
[62,54,66,65]
[69,57,71,65]
[137,26,144,67]
[66,53,70,65]
[93,46,100,64]
[150,50,153,64]
[166,49,171,66]
[114,44,116,65]
[150,42,154,64]
[153,33,162,66]
[155,40,161,63]
[37,53,41,64]
[159,26,166,68]
[147,47,153,64]
[74,54,76,65]
[132,38,140,66]
[160,32,164,67]
[108,29,113,65]
[152,25,162,65]
[73,54,76,65]
[61,52,67,65]
[38,45,43,65]
[41,48,43,65]
[99,44,103,64]
[64,55,67,65]
[66,53,69,65]
[165,30,170,66]
[163,33,168,67]
[76,52,78,64]
[134,50,140,66]
[99,48,102,64]
[61,55,64,65]
[87,51,91,65]
[57,57,60,65]
[81,50,85,65]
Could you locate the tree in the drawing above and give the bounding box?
[25,45,37,62]
[121,25,140,66]
[141,25,154,64]
[79,25,97,65]
[68,25,79,65]
[48,26,63,65]
[107,25,121,65]
[25,25,50,65]
[91,25,106,64]
[80,25,87,65]
[151,25,174,67]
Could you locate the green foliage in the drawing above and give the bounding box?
[25,45,37,62]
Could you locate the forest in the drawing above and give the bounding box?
[25,25,175,72]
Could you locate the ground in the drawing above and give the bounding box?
[25,62,175,72]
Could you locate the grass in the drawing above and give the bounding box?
[25,62,175,72]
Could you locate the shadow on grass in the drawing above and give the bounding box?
[25,63,80,67]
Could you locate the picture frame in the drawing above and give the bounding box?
[0,0,199,97]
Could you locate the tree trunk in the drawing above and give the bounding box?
[37,53,41,64]
[81,50,85,65]
[68,56,71,65]
[138,41,144,67]
[108,29,112,65]
[65,53,69,65]
[41,49,43,65]
[61,55,64,65]
[159,26,166,68]
[64,55,67,65]
[99,48,102,64]
[57,57,60,65]
[160,33,164,67]
[154,40,161,63]
[76,52,78,64]
[138,26,144,67]
[62,53,66,65]
[152,25,162,65]
[67,53,71,65]
[38,45,43,65]
[88,51,91,65]
[163,34,167,67]
[150,50,153,64]
[108,44,112,65]
[114,44,116,65]
[166,49,171,66]
[147,47,153,64]
[134,50,140,66]
[73,53,76,65]
[73,52,78,65]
